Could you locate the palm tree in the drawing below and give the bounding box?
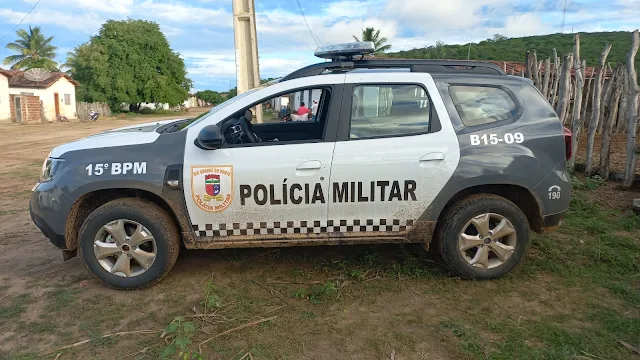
[3,26,59,71]
[352,27,392,54]
[60,50,77,75]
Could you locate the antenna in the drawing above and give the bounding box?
[24,68,51,82]
[561,0,567,33]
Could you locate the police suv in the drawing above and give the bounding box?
[30,42,572,289]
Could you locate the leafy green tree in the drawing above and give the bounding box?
[492,34,508,42]
[69,19,191,111]
[3,26,58,70]
[261,77,277,84]
[227,87,237,99]
[352,27,392,53]
[196,90,223,105]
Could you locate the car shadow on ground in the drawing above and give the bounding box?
[173,243,450,280]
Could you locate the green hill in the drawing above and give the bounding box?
[385,31,634,67]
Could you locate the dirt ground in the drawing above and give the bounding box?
[0,118,639,360]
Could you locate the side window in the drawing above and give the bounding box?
[221,87,330,146]
[64,94,71,105]
[350,84,430,139]
[449,86,518,126]
[258,88,325,124]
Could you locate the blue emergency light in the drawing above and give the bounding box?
[314,41,375,60]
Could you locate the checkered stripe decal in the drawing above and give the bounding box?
[192,219,415,237]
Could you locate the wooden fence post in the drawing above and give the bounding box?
[582,67,594,124]
[585,44,612,176]
[600,66,623,178]
[598,63,615,133]
[550,49,560,105]
[556,53,573,125]
[542,58,551,98]
[617,66,629,133]
[535,57,542,89]
[623,30,639,189]
[569,35,584,168]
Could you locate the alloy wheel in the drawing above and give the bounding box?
[458,213,517,269]
[93,219,157,277]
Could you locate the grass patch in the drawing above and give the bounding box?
[294,280,338,304]
[0,209,28,216]
[529,193,640,305]
[17,320,57,333]
[0,293,33,319]
[45,288,79,312]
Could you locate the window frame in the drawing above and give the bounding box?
[64,94,71,105]
[220,84,343,149]
[447,84,523,132]
[337,82,441,142]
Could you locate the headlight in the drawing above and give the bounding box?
[40,156,64,182]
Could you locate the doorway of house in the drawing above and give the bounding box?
[14,97,23,123]
[54,93,60,119]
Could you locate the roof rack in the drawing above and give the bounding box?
[280,59,505,81]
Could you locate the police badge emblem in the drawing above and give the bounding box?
[191,165,233,212]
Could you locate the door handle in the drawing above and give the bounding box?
[420,152,445,162]
[296,160,322,170]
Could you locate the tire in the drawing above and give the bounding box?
[435,194,530,280]
[77,198,180,289]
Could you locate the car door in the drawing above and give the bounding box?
[183,75,345,241]
[327,72,460,238]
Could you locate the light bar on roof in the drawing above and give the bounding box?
[314,41,375,60]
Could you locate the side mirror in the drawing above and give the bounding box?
[194,125,223,150]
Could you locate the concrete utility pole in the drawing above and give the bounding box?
[232,0,262,123]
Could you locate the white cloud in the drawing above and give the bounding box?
[160,24,184,37]
[384,0,509,31]
[256,8,398,52]
[183,51,236,79]
[183,50,311,85]
[0,8,102,32]
[320,0,382,19]
[23,0,133,15]
[136,1,232,26]
[259,56,309,77]
[500,13,550,37]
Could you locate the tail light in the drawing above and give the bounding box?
[563,127,572,160]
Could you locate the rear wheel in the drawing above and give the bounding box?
[78,198,180,289]
[435,194,530,279]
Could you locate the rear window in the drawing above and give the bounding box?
[449,86,518,126]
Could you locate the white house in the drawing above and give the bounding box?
[0,69,11,122]
[183,94,198,108]
[269,89,322,112]
[8,70,79,121]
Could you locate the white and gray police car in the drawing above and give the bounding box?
[30,42,572,289]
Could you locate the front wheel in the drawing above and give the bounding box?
[78,198,180,289]
[435,194,531,279]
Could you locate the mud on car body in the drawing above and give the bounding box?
[30,43,572,289]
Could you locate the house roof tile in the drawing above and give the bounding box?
[7,70,79,88]
[0,67,13,78]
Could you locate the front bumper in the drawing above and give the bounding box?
[29,181,73,249]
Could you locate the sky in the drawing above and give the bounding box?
[0,0,638,92]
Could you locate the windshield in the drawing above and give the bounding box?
[180,89,260,130]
